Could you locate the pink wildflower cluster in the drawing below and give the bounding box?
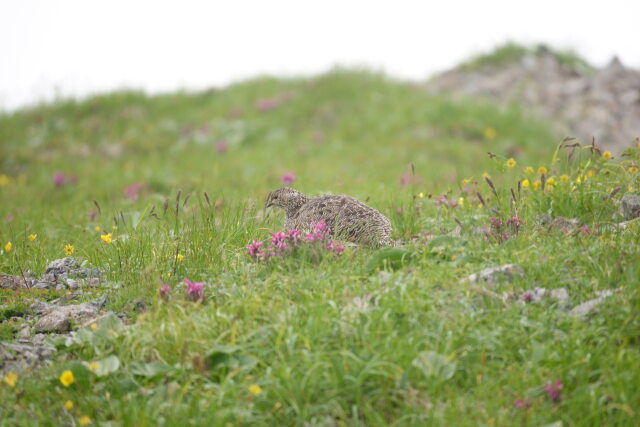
[245,219,344,261]
[123,183,145,201]
[159,283,171,300]
[485,215,524,243]
[544,380,563,403]
[435,194,459,209]
[184,279,205,302]
[280,172,295,185]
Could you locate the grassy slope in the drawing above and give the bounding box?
[0,69,639,426]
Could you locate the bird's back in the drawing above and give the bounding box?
[290,194,392,246]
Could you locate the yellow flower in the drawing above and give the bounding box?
[546,183,554,192]
[521,179,530,188]
[4,242,12,252]
[90,323,98,331]
[533,180,541,190]
[100,233,112,244]
[64,244,74,255]
[112,226,118,231]
[94,226,102,232]
[629,186,634,192]
[249,384,263,396]
[79,416,92,426]
[506,158,516,168]
[576,176,582,184]
[64,400,74,410]
[587,170,596,177]
[602,151,612,160]
[418,192,425,199]
[175,253,184,262]
[524,166,534,174]
[59,370,74,387]
[538,167,548,175]
[547,178,556,185]
[629,166,639,173]
[477,203,483,209]
[88,362,100,372]
[3,372,17,388]
[482,172,491,179]
[560,174,569,182]
[462,178,471,185]
[458,197,464,206]
[28,234,37,241]
[0,174,12,186]
[483,127,497,140]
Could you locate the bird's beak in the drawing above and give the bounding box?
[265,191,273,209]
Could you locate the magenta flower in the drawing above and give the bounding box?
[123,183,145,201]
[327,240,345,255]
[88,210,98,221]
[246,239,265,259]
[159,284,171,300]
[399,173,412,187]
[256,98,280,111]
[513,399,531,408]
[281,172,296,185]
[53,172,66,187]
[580,226,591,235]
[521,291,535,303]
[184,279,205,302]
[271,232,288,251]
[215,140,228,153]
[544,380,563,403]
[288,229,301,240]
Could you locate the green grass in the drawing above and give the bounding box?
[1,69,639,426]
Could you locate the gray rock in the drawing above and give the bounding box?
[621,194,640,220]
[569,290,614,317]
[65,279,79,290]
[549,288,570,302]
[0,274,31,290]
[17,326,31,340]
[34,302,100,333]
[55,283,66,291]
[33,281,52,290]
[43,257,80,281]
[462,264,525,286]
[0,339,56,375]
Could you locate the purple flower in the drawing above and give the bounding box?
[544,380,563,403]
[184,279,205,302]
[88,210,98,221]
[123,183,145,201]
[215,140,228,153]
[521,291,535,303]
[513,399,531,408]
[288,229,301,241]
[246,239,264,259]
[160,284,171,300]
[580,226,591,235]
[53,172,66,187]
[327,240,345,255]
[281,172,296,185]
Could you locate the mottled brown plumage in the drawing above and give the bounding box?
[265,188,393,247]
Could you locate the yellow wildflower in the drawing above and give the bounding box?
[560,174,569,182]
[629,166,639,173]
[249,384,263,396]
[0,174,12,186]
[482,172,491,179]
[418,192,425,199]
[64,244,74,255]
[477,203,483,209]
[521,179,530,188]
[28,234,37,241]
[538,167,548,175]
[3,372,17,388]
[506,158,516,168]
[483,127,497,140]
[94,226,102,232]
[533,180,541,190]
[458,197,464,206]
[112,226,118,231]
[100,233,112,244]
[629,186,634,192]
[90,323,98,331]
[576,176,582,184]
[88,362,100,372]
[524,166,534,174]
[546,183,554,192]
[462,178,471,185]
[587,170,595,177]
[59,370,74,387]
[79,416,92,426]
[602,151,612,160]
[4,242,12,252]
[65,400,74,410]
[547,178,557,185]
[175,254,184,262]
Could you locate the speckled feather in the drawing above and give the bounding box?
[266,188,393,247]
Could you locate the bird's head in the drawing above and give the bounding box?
[265,187,307,212]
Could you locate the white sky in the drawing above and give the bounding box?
[1,0,639,111]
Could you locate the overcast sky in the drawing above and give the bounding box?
[1,0,639,111]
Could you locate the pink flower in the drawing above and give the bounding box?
[123,183,145,201]
[53,172,66,187]
[580,226,591,235]
[521,291,535,303]
[159,284,171,300]
[256,98,280,111]
[327,240,345,255]
[184,279,205,302]
[246,239,264,259]
[513,399,531,408]
[281,172,296,185]
[399,173,412,187]
[288,229,301,240]
[544,380,563,403]
[88,210,98,221]
[215,140,228,153]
